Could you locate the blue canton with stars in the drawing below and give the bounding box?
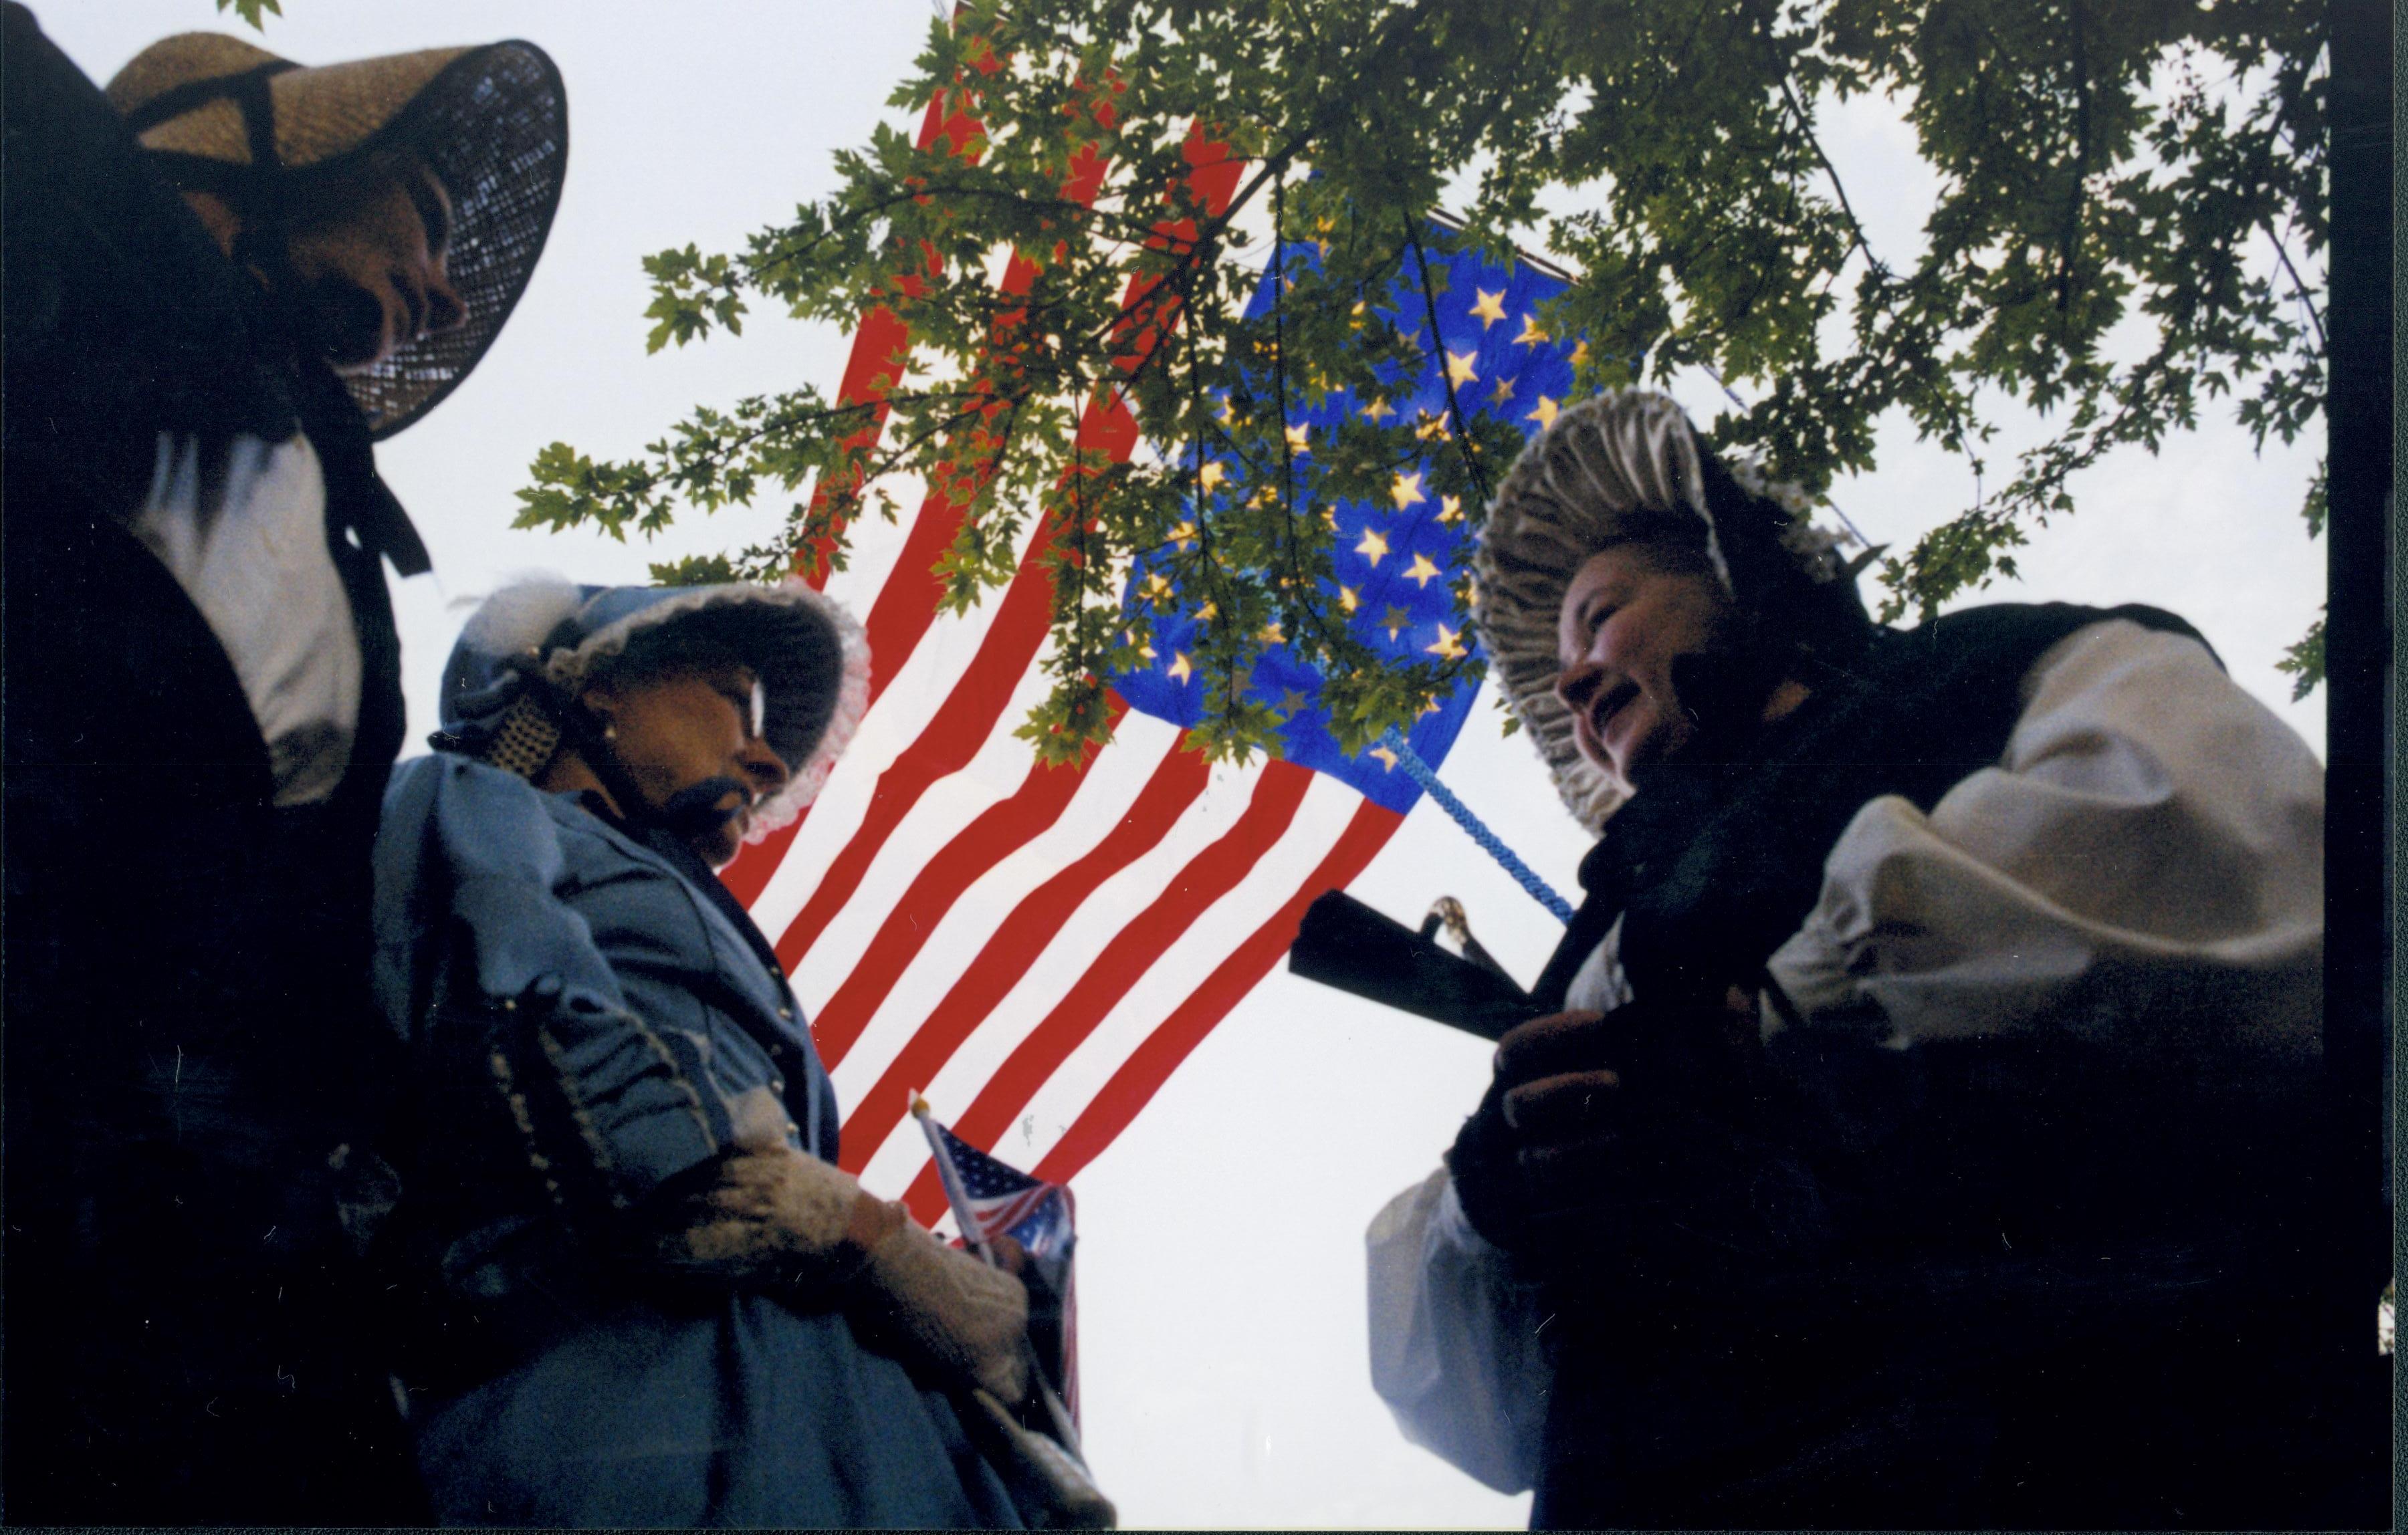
[1114,223,1577,813]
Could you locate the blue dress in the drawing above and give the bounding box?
[372,753,1025,1527]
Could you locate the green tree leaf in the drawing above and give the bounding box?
[2276,610,2325,701]
[214,0,283,30]
[526,0,2324,760]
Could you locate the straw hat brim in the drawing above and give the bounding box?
[110,33,568,439]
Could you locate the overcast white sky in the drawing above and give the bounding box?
[41,3,2325,1526]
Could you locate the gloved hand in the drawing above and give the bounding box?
[1446,996,1823,1275]
[1448,1006,1647,1253]
[659,1145,1035,1405]
[649,1139,878,1294]
[851,1215,1032,1406]
[651,1141,1031,1403]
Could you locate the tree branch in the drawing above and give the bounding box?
[2260,215,2329,352]
[1775,74,1889,283]
[1404,217,1495,509]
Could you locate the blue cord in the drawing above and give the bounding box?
[1380,728,1575,923]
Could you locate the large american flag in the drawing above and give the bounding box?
[718,82,1579,1225]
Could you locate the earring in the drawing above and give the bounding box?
[602,722,618,741]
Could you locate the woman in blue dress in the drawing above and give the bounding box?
[371,575,1049,1526]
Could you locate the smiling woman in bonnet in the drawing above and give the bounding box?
[1367,389,2338,1528]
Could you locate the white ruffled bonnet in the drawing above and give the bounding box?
[1471,390,1854,833]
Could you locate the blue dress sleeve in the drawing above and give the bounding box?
[376,755,735,1211]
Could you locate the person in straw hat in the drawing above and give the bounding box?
[368,576,1093,1526]
[3,6,564,1520]
[1365,390,2362,1526]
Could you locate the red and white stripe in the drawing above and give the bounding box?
[964,1183,1061,1243]
[719,105,1406,1222]
[762,532,1406,1214]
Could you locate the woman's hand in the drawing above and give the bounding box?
[1493,1009,1629,1207]
[1446,991,1792,1266]
[649,1140,866,1292]
[649,1142,1032,1403]
[850,1217,1032,1405]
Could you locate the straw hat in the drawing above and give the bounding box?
[1472,390,1859,834]
[433,576,871,843]
[106,30,567,439]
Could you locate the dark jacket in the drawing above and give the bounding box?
[2,5,427,1519]
[1507,604,2358,1529]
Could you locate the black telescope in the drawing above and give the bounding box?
[1285,890,1540,1042]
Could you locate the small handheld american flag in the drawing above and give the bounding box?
[913,1094,1083,1432]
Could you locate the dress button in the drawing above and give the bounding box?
[776,1006,794,1020]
